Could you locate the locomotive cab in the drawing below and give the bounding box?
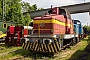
[73,20,83,40]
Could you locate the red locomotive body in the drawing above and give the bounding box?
[33,15,66,34]
[22,7,76,53]
[32,7,74,36]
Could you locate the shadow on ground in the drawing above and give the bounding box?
[10,49,54,60]
[0,43,54,60]
[2,37,90,60]
[68,37,90,60]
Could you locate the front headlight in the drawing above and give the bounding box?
[53,35,56,37]
[43,38,52,44]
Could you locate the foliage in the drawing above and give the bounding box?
[83,25,90,34]
[38,8,44,10]
[21,2,43,13]
[6,0,23,23]
[21,2,37,12]
[0,0,43,25]
[23,13,32,25]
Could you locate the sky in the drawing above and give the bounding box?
[22,0,90,26]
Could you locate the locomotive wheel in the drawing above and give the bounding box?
[71,38,75,46]
[75,37,79,43]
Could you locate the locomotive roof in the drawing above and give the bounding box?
[73,20,81,22]
[34,7,71,20]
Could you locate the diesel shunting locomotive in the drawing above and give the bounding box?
[21,7,84,53]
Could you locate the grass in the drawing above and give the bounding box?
[47,36,89,60]
[0,43,28,58]
[0,43,31,60]
[54,36,90,60]
[0,36,90,60]
[0,49,31,60]
[0,43,21,54]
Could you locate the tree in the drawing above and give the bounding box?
[32,4,37,11]
[37,8,44,10]
[6,0,24,25]
[21,2,38,12]
[21,2,30,12]
[21,1,44,12]
[23,13,32,25]
[0,0,42,25]
[83,25,90,35]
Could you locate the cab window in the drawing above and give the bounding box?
[59,9,66,18]
[67,14,71,20]
[48,9,52,14]
[3,23,7,29]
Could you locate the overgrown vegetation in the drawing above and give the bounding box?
[0,43,31,60]
[0,36,90,60]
